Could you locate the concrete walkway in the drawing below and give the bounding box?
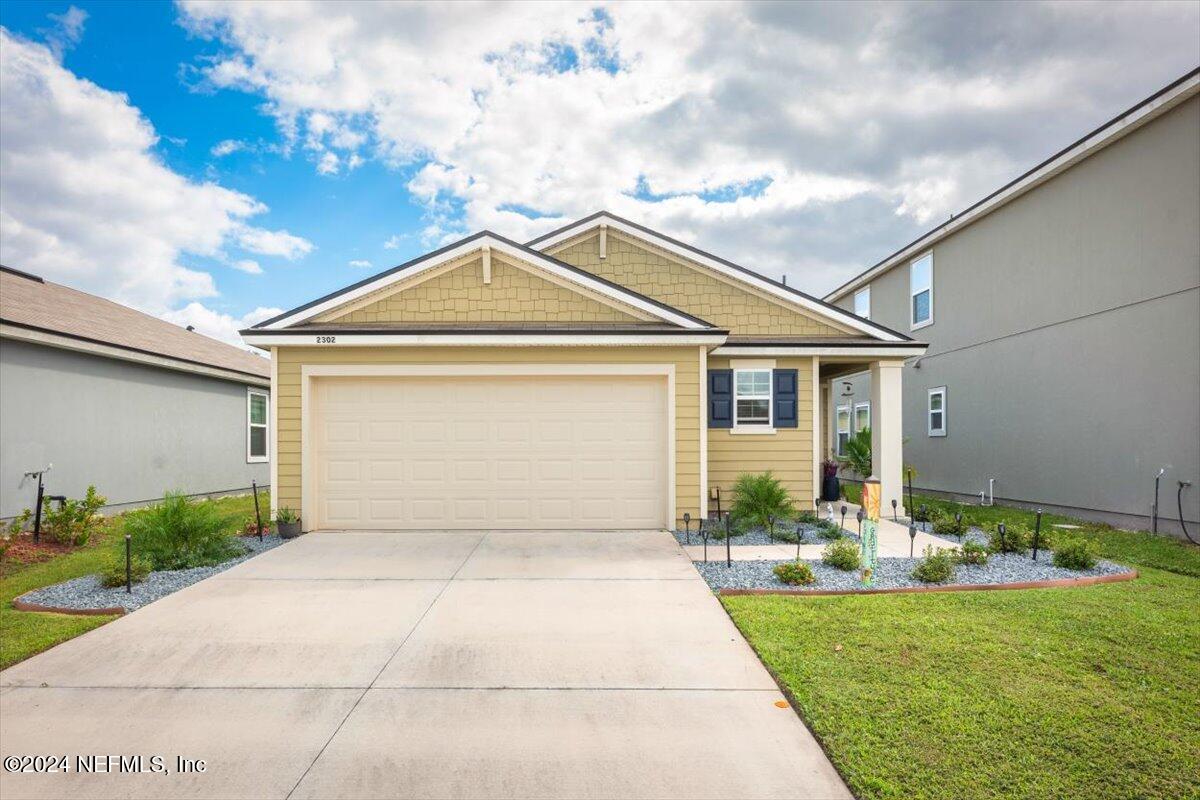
[682,506,959,561]
[0,530,850,800]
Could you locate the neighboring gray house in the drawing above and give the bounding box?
[822,69,1199,536]
[0,265,271,519]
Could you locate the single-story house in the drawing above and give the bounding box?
[242,214,925,531]
[0,265,271,519]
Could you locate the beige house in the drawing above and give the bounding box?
[242,214,925,531]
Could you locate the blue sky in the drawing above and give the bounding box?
[1,2,1197,345]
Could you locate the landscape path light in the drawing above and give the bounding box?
[1032,511,1043,561]
[682,512,691,545]
[908,523,917,557]
[724,514,732,568]
[955,512,964,537]
[840,504,847,532]
[125,533,132,594]
[767,514,776,543]
[856,508,864,535]
[891,498,898,522]
[998,522,1007,553]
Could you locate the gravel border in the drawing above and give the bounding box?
[694,551,1132,592]
[16,534,287,613]
[673,522,850,546]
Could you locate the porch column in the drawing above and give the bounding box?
[870,360,906,517]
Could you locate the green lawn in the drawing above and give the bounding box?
[724,501,1200,800]
[0,491,269,670]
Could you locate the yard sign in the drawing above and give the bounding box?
[861,479,880,587]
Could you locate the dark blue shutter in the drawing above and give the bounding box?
[708,369,732,428]
[773,369,798,428]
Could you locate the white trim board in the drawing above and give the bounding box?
[2,323,270,387]
[530,213,907,342]
[259,234,709,331]
[825,72,1200,302]
[711,345,926,358]
[243,333,729,347]
[299,363,677,532]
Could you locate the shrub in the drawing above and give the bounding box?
[796,510,819,525]
[822,538,861,571]
[912,505,933,523]
[730,472,795,531]
[987,522,1033,554]
[815,519,843,540]
[702,516,745,540]
[932,511,968,537]
[99,553,153,588]
[912,545,956,583]
[1052,538,1101,571]
[955,540,989,566]
[274,506,299,524]
[837,427,872,477]
[773,561,816,586]
[7,509,32,536]
[124,492,241,570]
[41,486,106,546]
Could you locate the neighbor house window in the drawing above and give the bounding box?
[247,389,269,462]
[910,253,933,328]
[854,402,870,433]
[854,286,871,319]
[734,369,772,427]
[836,406,851,454]
[928,387,947,437]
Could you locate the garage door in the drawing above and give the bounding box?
[311,375,669,529]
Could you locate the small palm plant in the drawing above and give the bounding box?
[838,427,872,478]
[730,472,795,531]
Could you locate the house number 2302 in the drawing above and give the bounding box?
[316,335,336,344]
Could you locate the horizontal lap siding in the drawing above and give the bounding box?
[706,356,815,513]
[274,346,701,525]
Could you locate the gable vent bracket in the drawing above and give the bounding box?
[599,223,607,259]
[481,245,492,284]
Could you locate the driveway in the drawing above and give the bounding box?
[0,531,849,799]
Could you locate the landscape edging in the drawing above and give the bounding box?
[12,599,126,616]
[718,569,1138,596]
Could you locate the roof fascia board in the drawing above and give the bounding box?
[529,213,907,342]
[2,322,270,386]
[261,234,708,330]
[825,70,1200,301]
[240,332,728,347]
[711,344,927,357]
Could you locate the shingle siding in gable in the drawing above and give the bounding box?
[329,256,640,324]
[551,232,852,336]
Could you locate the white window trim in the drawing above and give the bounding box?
[853,286,871,320]
[732,367,773,432]
[835,404,851,455]
[910,252,934,330]
[247,388,269,463]
[928,386,947,437]
[854,401,870,432]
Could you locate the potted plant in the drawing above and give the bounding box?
[275,507,302,539]
[821,459,840,501]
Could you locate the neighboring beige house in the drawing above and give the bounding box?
[242,216,925,531]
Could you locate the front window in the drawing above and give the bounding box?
[854,286,871,320]
[836,406,851,454]
[854,402,870,433]
[928,387,946,437]
[910,253,933,328]
[247,389,269,462]
[734,369,772,427]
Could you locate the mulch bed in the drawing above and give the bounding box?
[1,533,77,568]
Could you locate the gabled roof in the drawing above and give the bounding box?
[824,67,1200,302]
[526,211,911,343]
[251,230,714,331]
[0,265,270,382]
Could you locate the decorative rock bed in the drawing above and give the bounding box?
[694,551,1133,594]
[673,522,846,547]
[15,534,286,614]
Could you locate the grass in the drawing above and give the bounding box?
[0,491,269,670]
[724,497,1200,800]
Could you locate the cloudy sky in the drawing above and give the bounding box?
[1,1,1197,346]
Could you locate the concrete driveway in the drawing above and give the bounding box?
[0,531,849,800]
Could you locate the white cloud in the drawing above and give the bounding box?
[179,1,1200,292]
[42,6,87,57]
[211,138,245,157]
[347,259,372,268]
[231,258,262,274]
[382,234,403,249]
[0,27,313,324]
[162,303,282,348]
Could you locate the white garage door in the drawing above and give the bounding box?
[311,375,669,529]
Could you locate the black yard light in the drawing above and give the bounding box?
[856,508,864,536]
[724,513,732,569]
[767,514,776,543]
[998,522,1007,553]
[252,479,264,542]
[795,524,805,560]
[712,487,723,521]
[701,521,709,563]
[955,512,963,537]
[891,498,898,522]
[124,533,132,594]
[840,504,847,532]
[682,512,692,545]
[1032,511,1043,561]
[908,523,917,558]
[906,468,915,522]
[918,504,928,532]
